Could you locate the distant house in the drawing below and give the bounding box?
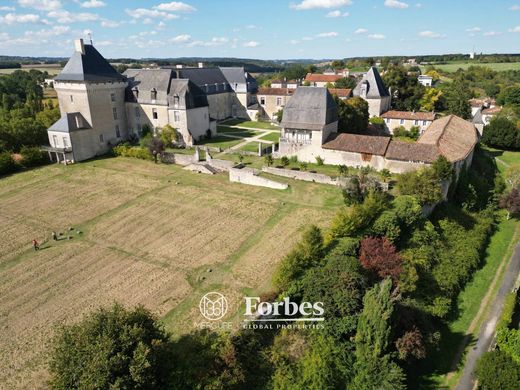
[381,110,435,134]
[327,88,352,100]
[278,87,478,174]
[257,87,295,120]
[270,79,299,89]
[470,97,500,135]
[418,74,433,87]
[304,73,345,87]
[352,67,391,117]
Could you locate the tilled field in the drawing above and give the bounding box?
[0,157,341,388]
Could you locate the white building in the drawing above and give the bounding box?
[418,74,433,87]
[352,67,391,117]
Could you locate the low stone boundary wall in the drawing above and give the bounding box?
[161,152,196,166]
[207,158,235,172]
[229,166,288,190]
[262,167,344,186]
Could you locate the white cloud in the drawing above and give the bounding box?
[17,0,61,11]
[170,34,191,43]
[316,31,338,37]
[326,10,349,17]
[355,28,368,34]
[80,0,106,8]
[290,0,352,10]
[154,2,196,12]
[95,40,113,46]
[187,37,229,47]
[243,41,259,47]
[419,30,446,38]
[368,33,386,39]
[245,24,258,29]
[508,26,520,33]
[289,39,300,44]
[0,6,15,11]
[125,8,179,20]
[25,25,69,38]
[509,5,520,10]
[47,10,99,23]
[483,31,502,36]
[302,36,313,40]
[100,19,120,28]
[466,27,481,32]
[384,0,409,9]
[0,13,40,25]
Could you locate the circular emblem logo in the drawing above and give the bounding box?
[199,292,228,321]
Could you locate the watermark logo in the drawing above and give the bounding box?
[199,292,228,321]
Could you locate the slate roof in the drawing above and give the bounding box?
[353,67,390,98]
[48,112,91,133]
[472,109,484,125]
[220,67,258,92]
[257,87,294,96]
[175,67,231,95]
[385,141,440,163]
[124,69,208,109]
[54,44,124,83]
[322,133,391,155]
[381,110,435,121]
[281,87,338,131]
[417,115,478,162]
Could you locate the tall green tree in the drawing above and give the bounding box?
[334,95,369,134]
[443,78,472,119]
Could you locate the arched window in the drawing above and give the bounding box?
[151,88,157,100]
[132,87,139,99]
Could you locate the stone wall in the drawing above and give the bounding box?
[229,166,288,189]
[161,152,197,166]
[262,166,343,186]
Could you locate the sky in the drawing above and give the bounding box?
[0,0,519,60]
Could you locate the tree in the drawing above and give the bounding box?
[49,304,175,389]
[335,77,356,89]
[160,124,177,147]
[499,188,520,219]
[497,85,520,106]
[283,64,307,81]
[396,167,443,205]
[148,137,165,163]
[334,95,369,134]
[395,326,426,361]
[275,109,283,122]
[425,69,440,82]
[482,116,520,150]
[0,151,16,175]
[337,164,349,177]
[280,156,289,167]
[352,279,406,390]
[359,236,402,281]
[443,78,472,119]
[342,176,364,206]
[315,155,324,165]
[264,154,274,167]
[419,87,443,112]
[475,350,520,390]
[432,155,453,181]
[383,65,425,111]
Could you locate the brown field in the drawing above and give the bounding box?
[0,157,342,388]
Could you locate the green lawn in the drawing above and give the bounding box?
[220,119,280,130]
[259,132,280,143]
[420,62,520,73]
[196,136,243,150]
[239,142,260,153]
[217,126,260,138]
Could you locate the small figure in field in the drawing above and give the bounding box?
[32,239,39,251]
[52,231,58,241]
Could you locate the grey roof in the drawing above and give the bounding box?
[220,67,258,93]
[124,69,208,109]
[353,66,389,98]
[54,44,124,82]
[472,109,484,125]
[175,67,231,95]
[281,87,338,131]
[48,112,91,133]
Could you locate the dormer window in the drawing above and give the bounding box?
[173,95,179,107]
[132,87,139,99]
[151,88,157,100]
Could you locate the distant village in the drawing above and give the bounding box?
[44,39,502,175]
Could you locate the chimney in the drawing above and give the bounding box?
[198,62,204,68]
[74,38,85,55]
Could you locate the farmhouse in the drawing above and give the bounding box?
[45,39,257,162]
[352,67,391,117]
[278,87,478,174]
[257,87,295,120]
[381,110,435,134]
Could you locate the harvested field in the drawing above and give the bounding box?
[0,157,342,388]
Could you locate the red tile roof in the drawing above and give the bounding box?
[385,141,440,163]
[322,133,391,156]
[328,88,352,98]
[381,110,435,121]
[482,106,502,115]
[257,87,294,96]
[305,73,343,83]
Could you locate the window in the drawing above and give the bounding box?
[385,118,390,124]
[173,111,180,122]
[399,119,404,125]
[62,137,68,148]
[53,135,58,147]
[115,125,120,138]
[99,134,104,143]
[276,97,282,106]
[110,93,116,102]
[260,97,265,105]
[414,120,419,125]
[112,107,118,120]
[422,120,427,126]
[151,89,157,100]
[152,108,158,120]
[135,106,140,118]
[173,95,179,107]
[70,95,74,103]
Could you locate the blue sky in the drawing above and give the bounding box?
[0,0,519,59]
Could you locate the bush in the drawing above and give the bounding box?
[369,117,384,125]
[482,117,520,150]
[20,146,48,167]
[475,350,520,390]
[315,155,324,166]
[0,151,17,175]
[112,145,152,160]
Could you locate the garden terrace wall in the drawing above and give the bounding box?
[229,166,288,190]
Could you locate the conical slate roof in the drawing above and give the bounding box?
[54,44,124,82]
[353,66,389,98]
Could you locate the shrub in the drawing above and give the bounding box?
[112,145,152,160]
[369,116,385,125]
[482,117,520,150]
[432,155,453,181]
[20,146,48,167]
[289,155,298,164]
[359,236,402,282]
[0,151,17,175]
[315,155,324,166]
[396,167,443,205]
[475,350,520,390]
[280,156,289,167]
